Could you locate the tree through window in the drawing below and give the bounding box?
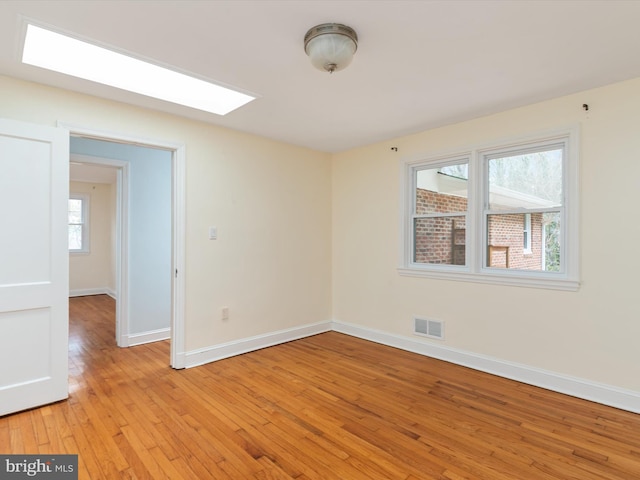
[486,146,563,272]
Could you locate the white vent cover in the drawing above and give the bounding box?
[414,317,444,340]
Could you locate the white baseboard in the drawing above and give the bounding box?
[177,317,640,414]
[332,320,640,414]
[184,321,332,369]
[127,328,170,346]
[69,287,116,299]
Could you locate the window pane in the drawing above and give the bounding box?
[69,199,83,223]
[487,212,560,271]
[414,216,466,265]
[488,148,562,210]
[415,163,468,214]
[542,212,561,272]
[69,224,83,250]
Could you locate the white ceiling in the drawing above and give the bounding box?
[70,161,117,184]
[1,1,640,153]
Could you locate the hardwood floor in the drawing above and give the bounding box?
[1,295,639,479]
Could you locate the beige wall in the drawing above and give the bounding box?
[332,77,640,392]
[0,75,332,352]
[69,181,114,293]
[3,72,639,395]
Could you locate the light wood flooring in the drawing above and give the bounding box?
[1,294,639,479]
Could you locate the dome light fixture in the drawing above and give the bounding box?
[304,23,358,74]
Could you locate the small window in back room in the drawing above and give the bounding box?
[69,193,90,253]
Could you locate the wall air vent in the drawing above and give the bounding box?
[414,317,444,340]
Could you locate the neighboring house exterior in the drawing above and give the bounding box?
[414,176,547,270]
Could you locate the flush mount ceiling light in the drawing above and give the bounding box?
[304,23,358,74]
[22,23,255,115]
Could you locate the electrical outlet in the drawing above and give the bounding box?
[221,307,229,321]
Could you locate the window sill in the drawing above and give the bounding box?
[397,267,579,291]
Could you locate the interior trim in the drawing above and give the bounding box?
[180,319,639,414]
[332,320,640,414]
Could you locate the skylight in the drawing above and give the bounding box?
[22,23,255,115]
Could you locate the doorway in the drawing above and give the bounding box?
[64,125,186,369]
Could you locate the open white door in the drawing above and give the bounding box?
[0,118,69,416]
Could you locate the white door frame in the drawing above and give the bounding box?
[70,154,130,347]
[61,123,186,369]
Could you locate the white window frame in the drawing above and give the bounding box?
[523,213,532,255]
[411,156,470,268]
[398,126,579,291]
[69,193,90,254]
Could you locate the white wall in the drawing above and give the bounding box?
[0,75,333,353]
[332,76,640,394]
[69,181,113,295]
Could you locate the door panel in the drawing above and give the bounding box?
[0,118,69,416]
[0,308,52,388]
[0,136,51,284]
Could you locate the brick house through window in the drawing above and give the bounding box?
[414,188,467,265]
[414,173,549,270]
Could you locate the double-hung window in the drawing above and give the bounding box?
[412,159,469,266]
[400,127,579,290]
[69,193,90,253]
